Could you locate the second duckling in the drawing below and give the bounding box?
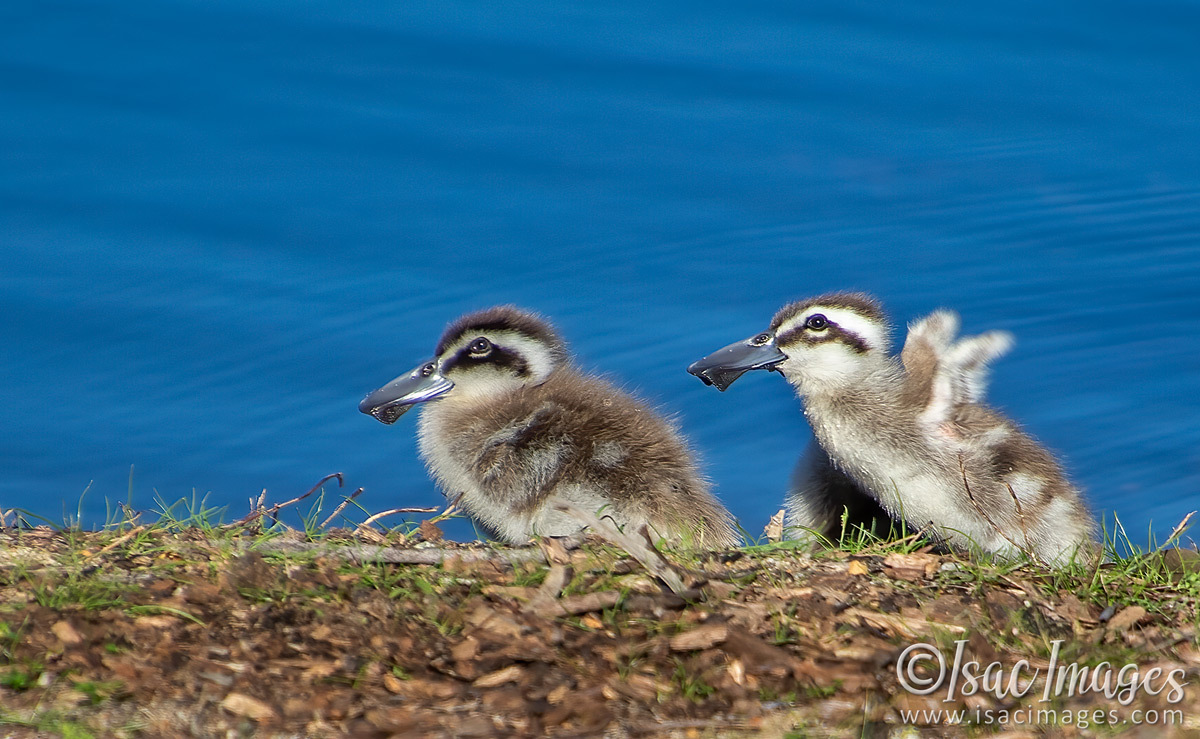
[689,293,1094,565]
[360,306,740,549]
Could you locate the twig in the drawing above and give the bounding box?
[553,502,688,595]
[522,560,574,615]
[317,487,365,530]
[528,590,622,618]
[628,719,756,736]
[1005,481,1034,552]
[83,526,148,561]
[355,506,439,535]
[228,473,344,530]
[253,539,562,566]
[427,495,464,524]
[355,526,389,545]
[1156,510,1197,553]
[959,454,1036,562]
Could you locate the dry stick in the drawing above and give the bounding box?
[317,487,365,530]
[958,454,1036,562]
[553,502,688,596]
[229,473,344,530]
[629,719,756,736]
[353,506,440,541]
[83,525,147,561]
[535,590,622,617]
[358,507,439,529]
[522,560,574,616]
[254,539,558,566]
[427,495,464,524]
[1005,481,1035,553]
[1157,510,1197,553]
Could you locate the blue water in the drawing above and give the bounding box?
[3,0,1199,545]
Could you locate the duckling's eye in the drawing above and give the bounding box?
[468,337,492,355]
[805,314,829,330]
[752,333,772,346]
[420,362,436,377]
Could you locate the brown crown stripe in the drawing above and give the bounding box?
[768,292,886,332]
[436,306,567,359]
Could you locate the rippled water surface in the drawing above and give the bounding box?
[3,0,1199,543]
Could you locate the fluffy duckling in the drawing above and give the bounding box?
[360,306,740,548]
[688,293,1094,564]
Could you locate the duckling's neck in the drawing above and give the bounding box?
[794,359,908,435]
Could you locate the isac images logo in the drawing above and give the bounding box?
[895,639,1189,728]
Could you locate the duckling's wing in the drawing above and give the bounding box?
[472,402,569,509]
[902,310,961,427]
[940,330,1014,404]
[907,311,1013,432]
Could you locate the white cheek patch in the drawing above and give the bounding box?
[493,332,557,381]
[781,344,864,389]
[448,373,521,400]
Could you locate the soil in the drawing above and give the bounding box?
[1,524,1198,738]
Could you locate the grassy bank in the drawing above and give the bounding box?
[0,489,1198,738]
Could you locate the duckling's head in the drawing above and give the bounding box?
[359,306,567,424]
[688,292,891,396]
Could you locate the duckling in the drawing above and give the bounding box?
[360,306,740,548]
[688,293,1094,564]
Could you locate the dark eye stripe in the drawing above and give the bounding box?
[776,323,869,354]
[444,346,530,377]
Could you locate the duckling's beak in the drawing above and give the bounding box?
[359,361,454,425]
[687,338,787,391]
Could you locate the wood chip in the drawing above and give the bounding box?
[580,613,604,630]
[764,509,785,543]
[51,620,82,645]
[134,615,179,630]
[722,630,800,678]
[465,606,525,639]
[547,684,571,704]
[528,590,622,618]
[727,658,745,686]
[220,692,277,721]
[522,563,573,614]
[842,607,966,638]
[847,560,869,576]
[472,664,523,688]
[669,623,729,651]
[883,553,939,580]
[1107,605,1148,631]
[417,519,444,542]
[451,636,480,662]
[381,672,405,694]
[538,536,572,565]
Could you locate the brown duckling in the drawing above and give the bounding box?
[361,306,740,548]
